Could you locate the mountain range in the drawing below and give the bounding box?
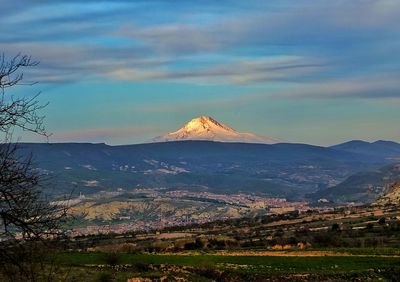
[13,139,399,203]
[330,140,400,161]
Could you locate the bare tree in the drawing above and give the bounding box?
[0,54,67,281]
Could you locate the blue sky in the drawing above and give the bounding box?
[1,0,399,145]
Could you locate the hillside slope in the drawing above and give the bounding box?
[314,163,400,203]
[374,182,400,206]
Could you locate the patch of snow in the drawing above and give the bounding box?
[82,180,99,187]
[81,164,97,171]
[144,159,159,166]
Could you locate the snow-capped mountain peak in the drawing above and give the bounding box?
[181,116,236,133]
[152,116,281,144]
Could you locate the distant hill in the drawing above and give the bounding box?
[313,163,400,203]
[330,140,400,161]
[14,141,388,200]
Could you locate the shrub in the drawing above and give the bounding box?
[331,223,340,231]
[103,252,121,266]
[133,262,151,272]
[97,272,112,282]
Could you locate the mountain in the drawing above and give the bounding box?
[374,181,400,206]
[152,116,280,144]
[15,141,386,200]
[313,163,400,203]
[330,140,400,161]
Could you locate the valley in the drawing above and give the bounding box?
[58,189,309,236]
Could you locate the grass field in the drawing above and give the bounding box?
[57,250,400,276]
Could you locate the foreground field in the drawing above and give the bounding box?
[53,204,400,281]
[55,250,400,281]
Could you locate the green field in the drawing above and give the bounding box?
[57,251,400,276]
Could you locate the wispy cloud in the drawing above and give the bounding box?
[279,75,400,100]
[52,127,159,144]
[107,55,327,84]
[1,0,399,98]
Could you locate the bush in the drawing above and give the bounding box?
[97,272,113,282]
[103,252,121,266]
[378,217,386,225]
[195,267,222,280]
[379,267,400,282]
[133,262,150,272]
[331,223,340,231]
[184,238,204,250]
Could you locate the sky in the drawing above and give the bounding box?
[0,0,399,146]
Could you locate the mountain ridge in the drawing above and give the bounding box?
[12,140,391,201]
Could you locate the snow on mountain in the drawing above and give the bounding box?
[152,116,281,144]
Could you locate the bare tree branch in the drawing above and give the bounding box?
[0,53,48,138]
[0,54,66,281]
